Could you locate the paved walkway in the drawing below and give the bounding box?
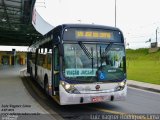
[128,80,160,93]
[0,65,56,120]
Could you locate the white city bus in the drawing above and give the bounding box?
[28,24,127,105]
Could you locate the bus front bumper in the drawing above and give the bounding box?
[59,85,127,105]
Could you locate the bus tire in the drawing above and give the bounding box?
[30,68,33,80]
[44,75,49,95]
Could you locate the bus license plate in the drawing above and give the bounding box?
[91,96,104,102]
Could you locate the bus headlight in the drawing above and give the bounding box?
[64,83,71,90]
[60,81,80,94]
[119,81,125,87]
[61,81,65,86]
[115,80,126,91]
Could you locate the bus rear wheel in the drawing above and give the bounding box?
[30,68,33,80]
[44,76,49,95]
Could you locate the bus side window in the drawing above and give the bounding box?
[54,47,59,70]
[47,53,51,70]
[54,46,60,89]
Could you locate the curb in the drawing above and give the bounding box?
[21,70,64,120]
[128,84,160,93]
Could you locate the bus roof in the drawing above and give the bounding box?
[45,24,123,37]
[57,24,121,31]
[30,24,124,48]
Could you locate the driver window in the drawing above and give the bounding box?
[54,46,59,70]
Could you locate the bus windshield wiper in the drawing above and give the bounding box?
[78,41,94,70]
[105,43,113,54]
[78,41,93,59]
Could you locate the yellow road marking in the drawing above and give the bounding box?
[87,106,125,115]
[51,96,60,104]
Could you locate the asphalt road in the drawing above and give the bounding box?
[21,71,160,120]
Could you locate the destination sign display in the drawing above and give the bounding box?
[63,28,122,42]
[75,31,113,40]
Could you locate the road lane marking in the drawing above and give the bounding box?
[51,96,60,104]
[86,106,125,114]
[128,86,160,95]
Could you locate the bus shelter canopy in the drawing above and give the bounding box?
[0,0,43,46]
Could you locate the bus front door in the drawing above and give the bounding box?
[52,46,60,96]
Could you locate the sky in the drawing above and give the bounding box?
[1,0,160,51]
[35,0,160,49]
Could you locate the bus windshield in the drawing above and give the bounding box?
[63,43,126,83]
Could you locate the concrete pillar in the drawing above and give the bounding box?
[0,55,1,65]
[22,57,25,65]
[19,55,26,65]
[9,55,12,65]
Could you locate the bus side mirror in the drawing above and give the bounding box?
[59,44,64,56]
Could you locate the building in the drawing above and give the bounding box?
[0,51,26,65]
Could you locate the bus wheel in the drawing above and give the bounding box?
[30,68,33,80]
[44,76,49,95]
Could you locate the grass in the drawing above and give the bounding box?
[126,48,160,85]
